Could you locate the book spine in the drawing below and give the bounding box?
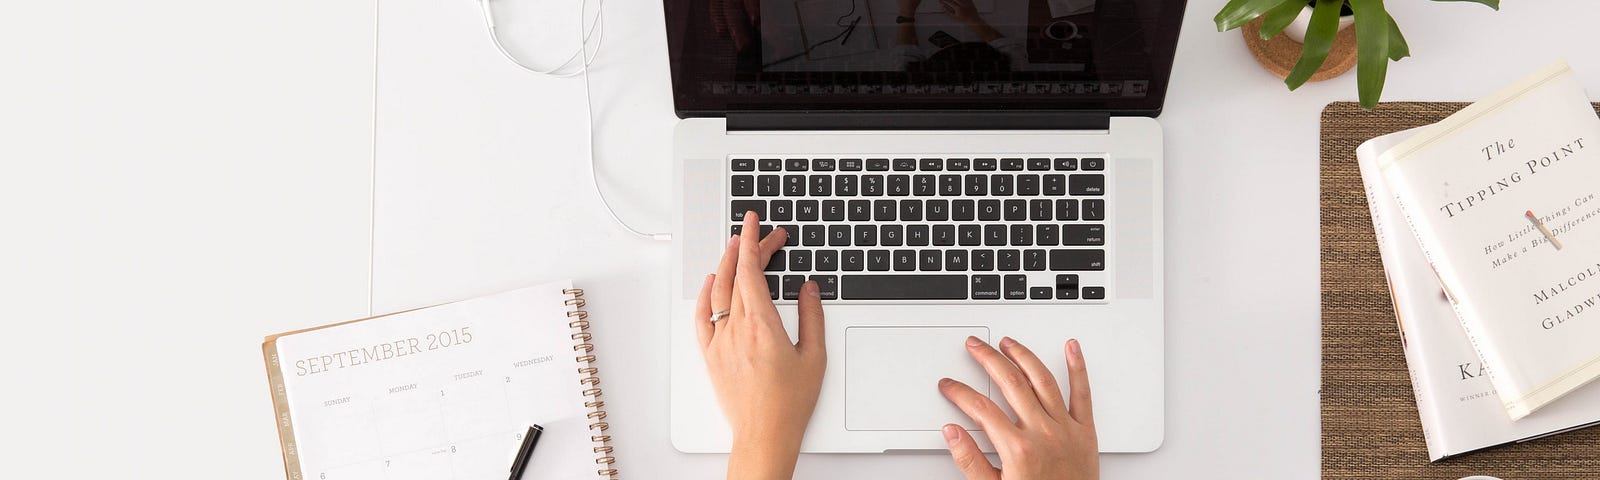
[262,341,305,480]
[563,288,618,479]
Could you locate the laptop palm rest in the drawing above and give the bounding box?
[844,326,992,431]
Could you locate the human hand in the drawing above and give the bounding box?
[939,0,982,25]
[897,0,923,17]
[939,338,1098,480]
[695,213,827,480]
[710,0,760,52]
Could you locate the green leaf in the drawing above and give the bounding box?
[1215,0,1298,32]
[1351,0,1390,108]
[1284,0,1342,90]
[1259,0,1306,40]
[1386,12,1409,61]
[1431,0,1499,10]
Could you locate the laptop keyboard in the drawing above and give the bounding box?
[729,156,1108,303]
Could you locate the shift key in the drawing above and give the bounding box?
[1049,249,1105,271]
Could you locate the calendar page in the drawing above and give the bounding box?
[267,281,604,480]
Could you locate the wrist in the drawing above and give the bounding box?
[728,432,803,480]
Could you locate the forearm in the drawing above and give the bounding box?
[965,20,1002,43]
[727,432,803,480]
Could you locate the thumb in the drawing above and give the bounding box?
[795,281,827,355]
[942,424,999,480]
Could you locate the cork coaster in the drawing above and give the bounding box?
[1243,16,1357,82]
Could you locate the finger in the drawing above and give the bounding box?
[757,227,788,270]
[795,281,826,355]
[693,273,715,349]
[735,213,777,319]
[710,0,727,34]
[942,424,1000,480]
[741,0,759,25]
[965,336,1047,421]
[998,337,1069,422]
[938,378,1017,436]
[712,234,740,315]
[1066,338,1094,426]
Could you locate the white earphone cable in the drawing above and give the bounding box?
[477,0,672,241]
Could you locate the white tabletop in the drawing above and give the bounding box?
[8,0,1600,478]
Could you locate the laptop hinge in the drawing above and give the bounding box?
[726,111,1111,132]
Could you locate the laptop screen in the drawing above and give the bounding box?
[664,0,1186,117]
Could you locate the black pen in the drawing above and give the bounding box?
[508,425,544,480]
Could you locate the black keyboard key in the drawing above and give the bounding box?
[783,175,806,196]
[1030,286,1053,300]
[1062,224,1105,245]
[1027,158,1051,171]
[842,275,967,300]
[822,200,846,221]
[1043,174,1066,196]
[920,158,943,171]
[786,158,809,171]
[782,275,804,299]
[1023,249,1047,271]
[733,158,756,171]
[854,225,877,246]
[1004,275,1028,299]
[990,175,1014,196]
[1054,158,1078,171]
[932,224,956,246]
[948,158,971,171]
[971,275,1001,299]
[759,158,782,171]
[1083,286,1105,299]
[731,200,765,221]
[873,199,896,221]
[1010,225,1033,246]
[836,175,858,196]
[840,159,863,171]
[812,275,839,300]
[1049,249,1105,270]
[828,225,851,246]
[1004,199,1027,221]
[790,250,813,271]
[971,249,994,271]
[1082,158,1105,171]
[881,225,904,246]
[813,158,836,171]
[998,249,1021,271]
[770,200,793,221]
[1018,174,1040,195]
[766,275,780,299]
[888,175,910,196]
[732,175,754,196]
[1056,199,1079,220]
[975,158,998,171]
[802,226,825,246]
[893,158,917,171]
[765,250,785,272]
[958,225,982,246]
[1001,158,1025,171]
[919,250,941,271]
[953,200,976,221]
[809,176,832,196]
[842,250,865,271]
[862,175,884,196]
[900,200,923,221]
[945,250,968,271]
[1070,174,1105,196]
[1036,224,1059,246]
[893,250,916,271]
[1083,199,1105,220]
[978,200,1002,221]
[938,174,961,196]
[913,175,936,196]
[927,199,949,221]
[816,250,839,271]
[907,224,930,246]
[757,175,780,196]
[965,175,988,196]
[984,225,1006,246]
[779,224,799,246]
[867,250,891,271]
[866,158,891,171]
[848,200,871,221]
[796,200,819,221]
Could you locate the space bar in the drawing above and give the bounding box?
[842,275,967,300]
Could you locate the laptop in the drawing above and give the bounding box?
[667,0,1184,453]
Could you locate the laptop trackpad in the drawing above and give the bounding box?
[845,326,991,431]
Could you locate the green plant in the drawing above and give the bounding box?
[1214,0,1499,108]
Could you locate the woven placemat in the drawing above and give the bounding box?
[1320,102,1600,478]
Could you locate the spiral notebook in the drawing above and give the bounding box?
[262,280,617,480]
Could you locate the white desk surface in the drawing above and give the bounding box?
[7,0,1600,478]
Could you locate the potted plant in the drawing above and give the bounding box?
[1214,0,1499,109]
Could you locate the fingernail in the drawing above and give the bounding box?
[746,210,760,221]
[804,281,820,297]
[966,336,983,347]
[728,234,740,247]
[999,336,1016,348]
[942,424,961,445]
[938,377,954,387]
[1069,338,1082,356]
[704,273,715,284]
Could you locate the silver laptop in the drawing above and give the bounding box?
[667,0,1184,453]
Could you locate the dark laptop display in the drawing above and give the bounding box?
[664,0,1186,116]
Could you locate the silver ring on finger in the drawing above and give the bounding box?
[709,310,731,324]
